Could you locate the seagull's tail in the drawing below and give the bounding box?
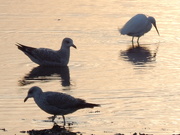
[76,98,100,109]
[16,43,25,51]
[15,43,36,53]
[85,103,101,108]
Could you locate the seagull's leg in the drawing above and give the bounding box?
[137,37,140,46]
[53,121,57,125]
[52,115,56,122]
[62,115,66,126]
[131,37,134,47]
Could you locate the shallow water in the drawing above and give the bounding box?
[0,0,180,135]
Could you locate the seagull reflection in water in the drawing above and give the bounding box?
[21,123,81,135]
[120,45,158,66]
[19,66,70,87]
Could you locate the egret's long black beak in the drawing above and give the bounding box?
[24,96,29,102]
[72,44,77,49]
[153,23,160,36]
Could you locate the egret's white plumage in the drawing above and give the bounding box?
[119,14,159,45]
[24,86,100,126]
[16,38,76,66]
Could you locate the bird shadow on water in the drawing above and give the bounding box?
[120,45,159,66]
[20,123,82,135]
[18,66,71,89]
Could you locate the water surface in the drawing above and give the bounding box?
[0,0,180,135]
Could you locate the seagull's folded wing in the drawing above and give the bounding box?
[45,92,82,109]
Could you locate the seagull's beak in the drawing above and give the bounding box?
[153,23,160,36]
[72,44,77,49]
[24,96,29,102]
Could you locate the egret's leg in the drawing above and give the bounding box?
[131,37,134,43]
[52,115,56,122]
[62,115,66,126]
[131,37,135,47]
[137,37,140,46]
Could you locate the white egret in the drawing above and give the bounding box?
[119,14,159,46]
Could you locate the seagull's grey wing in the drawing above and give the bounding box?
[45,92,83,109]
[33,48,61,62]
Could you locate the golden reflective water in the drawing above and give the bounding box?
[0,0,180,135]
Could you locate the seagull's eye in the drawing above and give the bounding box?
[28,90,33,94]
[66,40,70,44]
[28,91,32,94]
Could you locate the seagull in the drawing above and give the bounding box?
[16,38,76,66]
[119,14,159,46]
[24,86,100,126]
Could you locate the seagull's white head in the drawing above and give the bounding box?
[24,86,42,102]
[62,38,77,49]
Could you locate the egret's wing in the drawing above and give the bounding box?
[120,14,148,36]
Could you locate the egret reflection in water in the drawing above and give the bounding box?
[19,66,70,87]
[21,123,81,135]
[120,45,158,65]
